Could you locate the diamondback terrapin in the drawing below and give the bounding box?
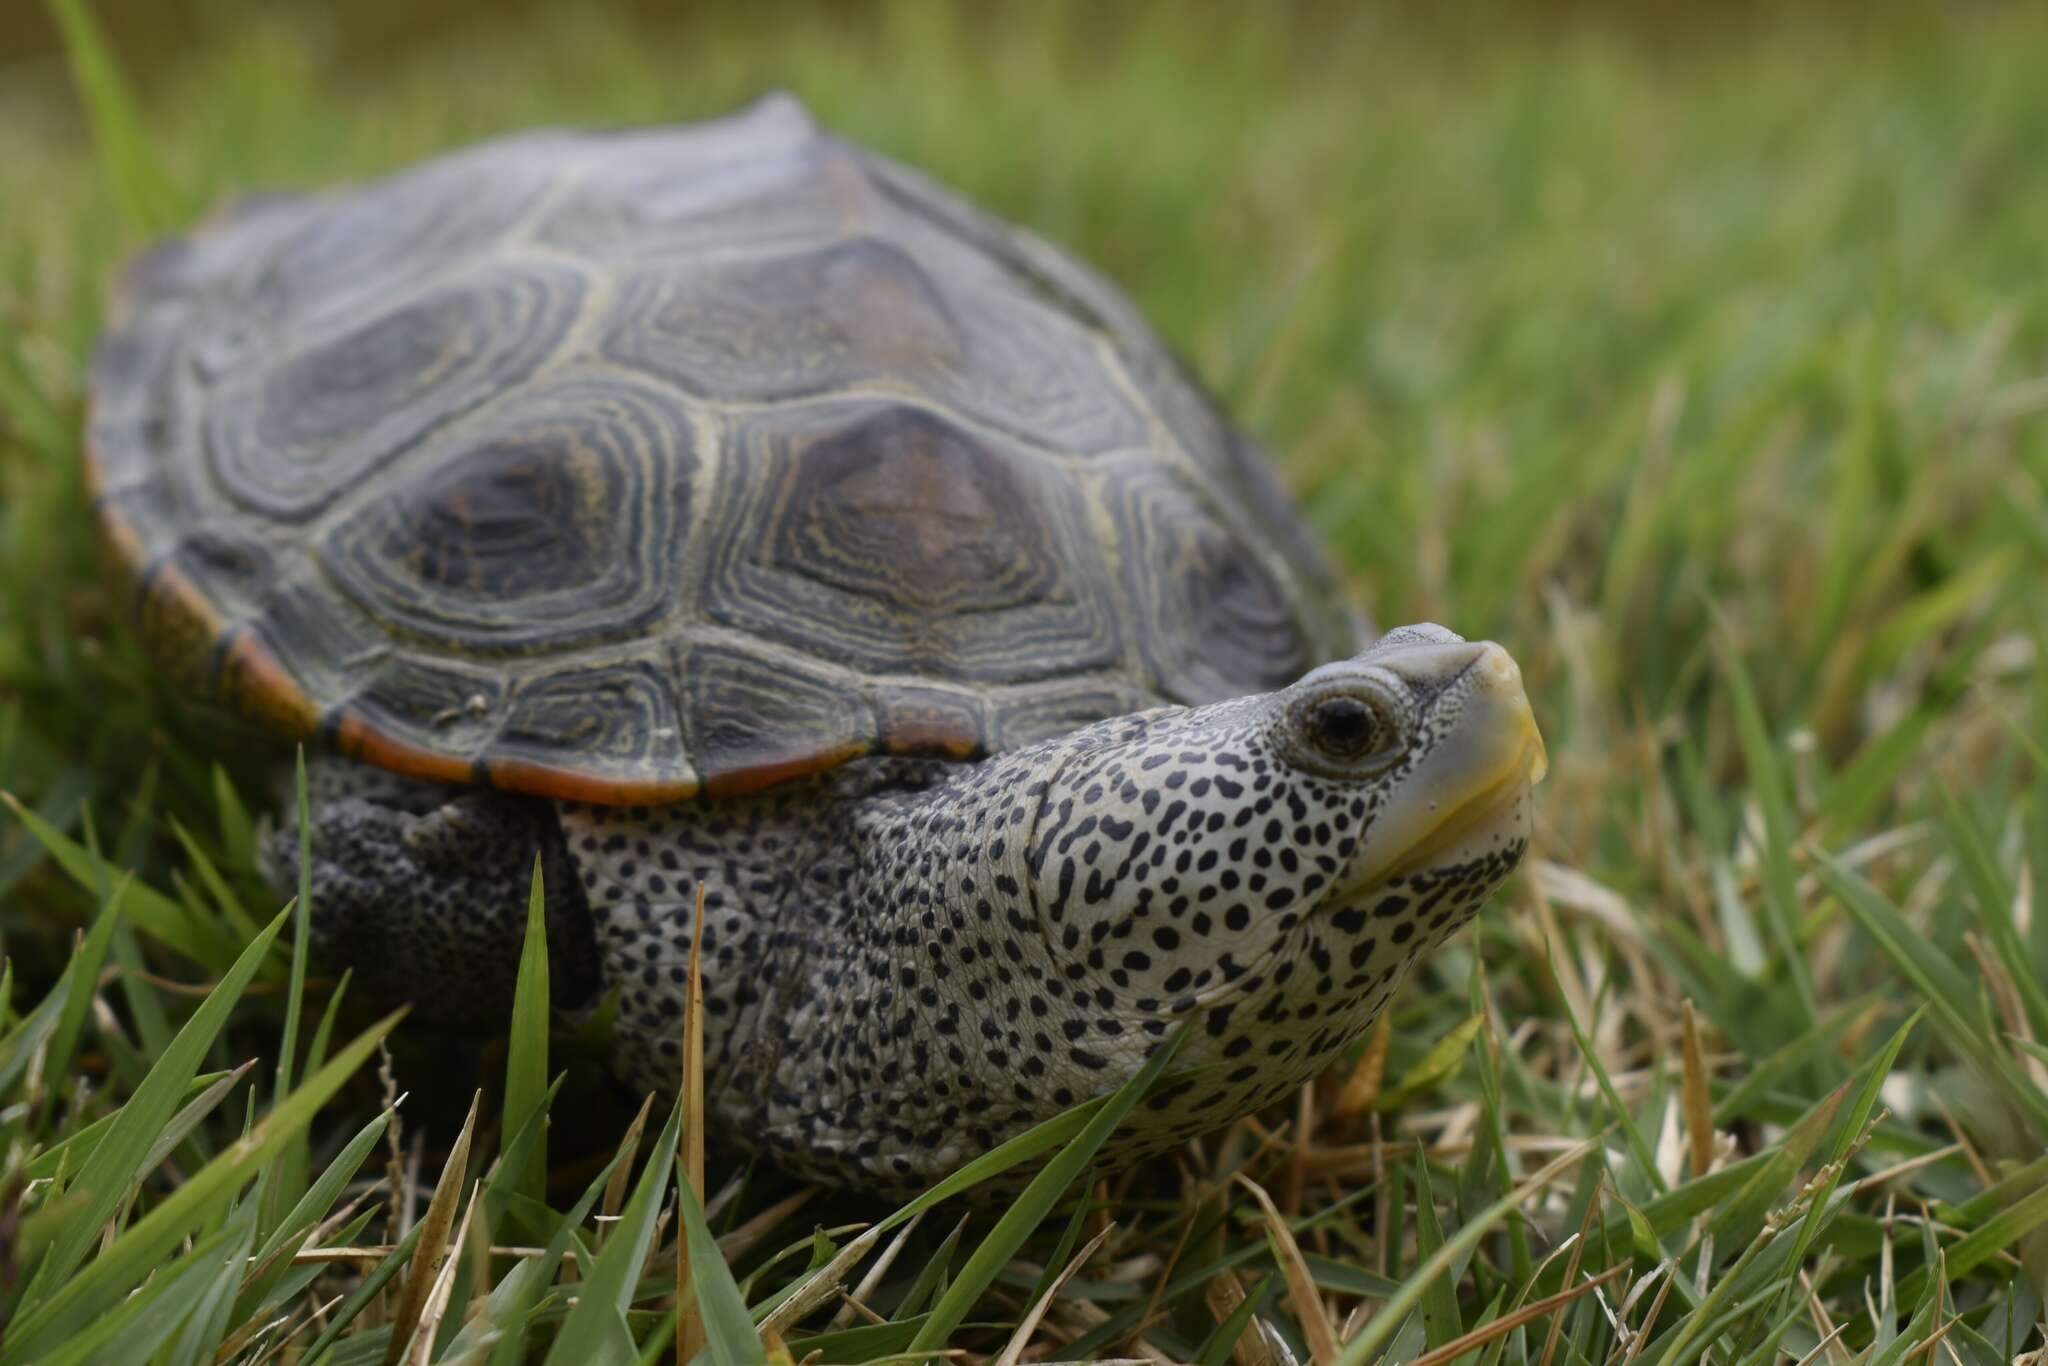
[87,94,1546,1191]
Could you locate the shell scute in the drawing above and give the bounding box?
[318,374,697,652]
[491,659,692,786]
[699,401,1124,682]
[534,114,852,259]
[207,261,587,521]
[88,94,1359,801]
[683,645,874,797]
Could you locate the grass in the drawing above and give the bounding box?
[4,0,2048,1359]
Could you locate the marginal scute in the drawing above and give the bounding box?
[702,402,1123,681]
[874,686,990,760]
[213,626,324,741]
[991,684,1156,749]
[330,707,479,788]
[494,660,686,772]
[134,559,230,699]
[683,645,874,795]
[87,94,1361,801]
[339,654,510,758]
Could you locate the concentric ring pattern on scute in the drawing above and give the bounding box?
[321,374,695,650]
[87,92,1362,802]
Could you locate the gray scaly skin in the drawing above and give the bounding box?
[275,625,1545,1193]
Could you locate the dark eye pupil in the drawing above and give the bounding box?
[1313,697,1376,755]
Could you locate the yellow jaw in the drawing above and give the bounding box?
[1348,641,1546,891]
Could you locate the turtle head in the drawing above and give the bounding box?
[1262,623,1547,903]
[1022,623,1543,1103]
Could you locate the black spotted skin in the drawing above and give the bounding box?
[266,629,1538,1192]
[554,629,1540,1193]
[87,92,1361,803]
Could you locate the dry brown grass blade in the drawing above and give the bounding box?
[1680,999,1714,1179]
[1538,1168,1604,1366]
[379,1090,480,1366]
[1232,1173,1339,1366]
[403,1178,480,1366]
[1619,1261,1675,1364]
[990,1222,1116,1366]
[463,1175,495,1347]
[714,1187,816,1262]
[1286,1081,1314,1214]
[1202,1271,1276,1366]
[1331,1012,1392,1119]
[1408,1263,1626,1366]
[759,1220,887,1336]
[597,1090,657,1255]
[831,1208,926,1329]
[1790,1323,1849,1366]
[679,880,709,1366]
[1127,1201,1201,1352]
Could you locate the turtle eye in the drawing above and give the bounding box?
[1274,685,1407,778]
[1308,696,1381,759]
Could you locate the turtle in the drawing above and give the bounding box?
[86,93,1546,1192]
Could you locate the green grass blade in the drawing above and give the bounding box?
[906,1023,1188,1354]
[1710,1001,1865,1125]
[164,813,266,951]
[212,766,257,875]
[1717,635,1818,1024]
[505,853,552,1213]
[543,1098,685,1366]
[893,1214,966,1319]
[236,1108,394,1319]
[1333,1143,1595,1366]
[467,1148,624,1366]
[45,0,184,232]
[675,1154,769,1366]
[23,1071,233,1180]
[0,1006,405,1362]
[1705,1077,1850,1254]
[40,870,127,1113]
[1822,856,2048,1131]
[305,968,350,1077]
[1382,1012,1484,1109]
[484,1073,566,1242]
[156,1214,262,1366]
[1936,784,2048,1039]
[1,792,236,967]
[32,1216,253,1366]
[32,901,288,1290]
[1411,1145,1463,1346]
[295,1218,431,1365]
[1195,1274,1277,1366]
[0,978,72,1101]
[1549,953,1664,1196]
[263,748,316,1236]
[1895,1174,2048,1310]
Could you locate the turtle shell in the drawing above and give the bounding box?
[87,93,1362,803]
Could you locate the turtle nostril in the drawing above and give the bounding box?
[1470,641,1523,691]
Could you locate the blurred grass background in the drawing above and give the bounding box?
[3,1,2048,1359]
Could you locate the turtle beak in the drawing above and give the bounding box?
[1346,639,1545,890]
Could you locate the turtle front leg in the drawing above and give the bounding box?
[261,757,601,1026]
